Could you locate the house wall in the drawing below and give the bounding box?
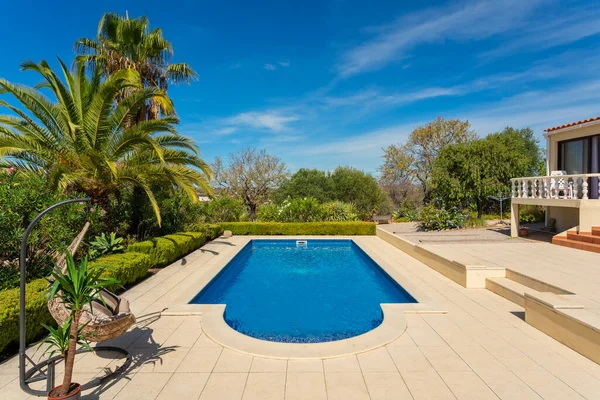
[547,207,579,232]
[547,123,600,172]
[579,200,600,232]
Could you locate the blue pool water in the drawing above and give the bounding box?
[190,240,416,343]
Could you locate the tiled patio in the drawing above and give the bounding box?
[1,236,599,399]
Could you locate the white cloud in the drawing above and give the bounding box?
[214,127,238,136]
[263,63,277,70]
[225,111,300,132]
[278,60,290,67]
[337,0,543,77]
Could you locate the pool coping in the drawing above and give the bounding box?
[163,236,446,359]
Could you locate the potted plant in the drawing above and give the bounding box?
[40,253,117,400]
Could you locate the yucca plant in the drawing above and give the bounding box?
[89,233,124,259]
[44,253,118,398]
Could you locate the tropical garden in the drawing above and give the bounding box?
[0,13,545,392]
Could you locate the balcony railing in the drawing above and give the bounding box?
[510,173,600,200]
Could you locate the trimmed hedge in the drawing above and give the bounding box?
[0,278,54,354]
[127,237,177,267]
[218,222,376,236]
[186,223,224,241]
[89,252,152,291]
[127,230,213,267]
[163,232,206,258]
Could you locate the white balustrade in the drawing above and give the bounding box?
[510,173,600,200]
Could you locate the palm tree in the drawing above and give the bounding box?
[0,59,211,225]
[75,12,197,121]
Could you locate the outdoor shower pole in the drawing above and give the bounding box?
[19,198,90,393]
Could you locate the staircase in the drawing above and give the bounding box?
[552,226,600,254]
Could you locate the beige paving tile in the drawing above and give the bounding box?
[0,374,17,389]
[387,333,416,347]
[137,347,191,373]
[357,347,397,372]
[199,372,248,400]
[287,359,323,372]
[477,369,542,400]
[156,372,210,400]
[325,372,370,400]
[162,317,203,348]
[242,373,285,400]
[113,372,173,400]
[214,349,253,373]
[515,369,586,400]
[420,346,471,372]
[407,327,446,347]
[438,371,499,400]
[285,372,326,400]
[387,346,433,372]
[250,357,287,373]
[323,355,361,372]
[363,372,413,400]
[177,348,222,373]
[550,368,600,400]
[451,345,507,373]
[401,370,455,400]
[193,333,222,348]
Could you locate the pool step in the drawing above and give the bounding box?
[485,277,543,307]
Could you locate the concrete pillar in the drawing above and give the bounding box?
[511,202,519,238]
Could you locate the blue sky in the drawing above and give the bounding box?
[1,0,600,172]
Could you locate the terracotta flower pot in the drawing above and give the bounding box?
[519,228,529,236]
[48,383,81,400]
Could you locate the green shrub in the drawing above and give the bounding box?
[0,278,54,354]
[0,170,102,290]
[519,205,545,224]
[198,197,248,223]
[89,252,152,291]
[218,222,376,235]
[417,204,467,231]
[205,224,224,240]
[322,201,358,222]
[127,237,177,267]
[163,232,206,258]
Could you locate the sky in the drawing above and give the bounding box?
[1,0,600,172]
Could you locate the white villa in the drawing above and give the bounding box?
[511,116,600,250]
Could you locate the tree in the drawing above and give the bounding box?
[330,167,393,220]
[273,168,335,203]
[432,127,541,218]
[378,145,420,206]
[212,148,289,220]
[0,59,211,225]
[75,12,197,121]
[403,117,476,200]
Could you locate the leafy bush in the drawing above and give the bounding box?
[127,237,177,267]
[392,200,418,221]
[163,232,206,258]
[519,205,545,224]
[0,170,102,290]
[416,205,467,231]
[89,233,124,260]
[198,197,248,223]
[218,222,376,235]
[185,223,224,240]
[0,278,54,354]
[89,252,152,291]
[321,201,358,222]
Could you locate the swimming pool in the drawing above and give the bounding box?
[190,239,416,343]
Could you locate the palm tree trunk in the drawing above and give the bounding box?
[59,310,82,396]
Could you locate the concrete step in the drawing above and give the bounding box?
[485,277,542,307]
